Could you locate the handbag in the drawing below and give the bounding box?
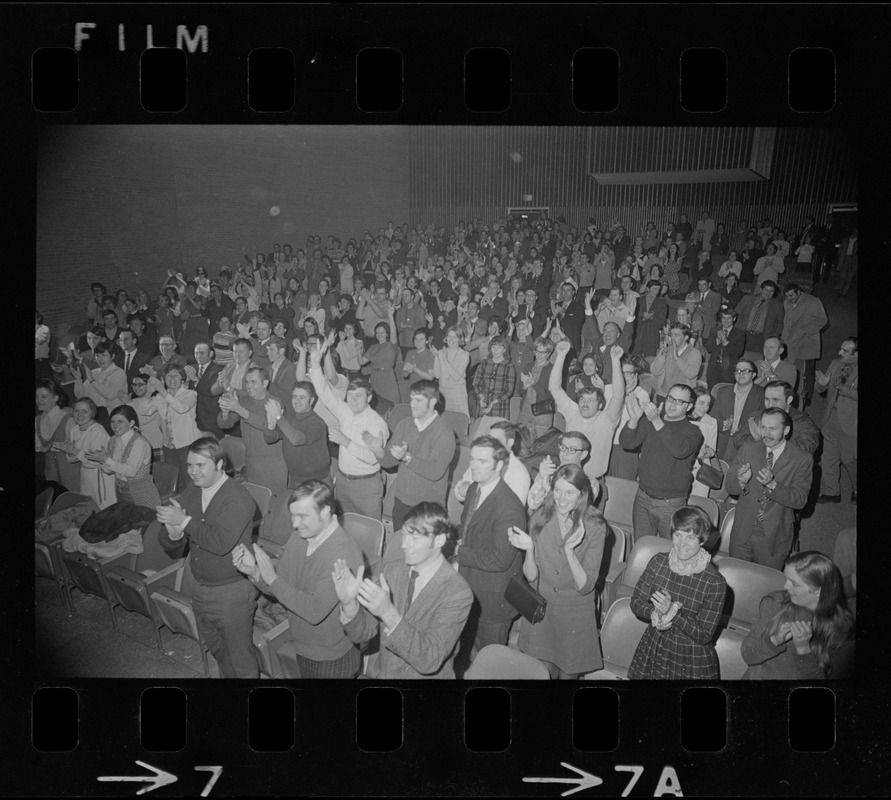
[695,458,724,491]
[505,575,547,625]
[530,397,555,416]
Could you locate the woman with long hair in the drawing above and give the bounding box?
[87,404,162,508]
[507,463,607,679]
[628,506,727,679]
[741,551,855,679]
[433,325,470,416]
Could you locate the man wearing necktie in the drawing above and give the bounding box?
[187,341,224,437]
[334,502,473,679]
[725,408,813,570]
[453,436,528,675]
[815,337,858,504]
[114,329,150,392]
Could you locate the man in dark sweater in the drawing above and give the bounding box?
[157,436,260,678]
[383,380,457,532]
[618,383,703,543]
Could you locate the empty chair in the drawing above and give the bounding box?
[441,410,470,446]
[713,506,735,555]
[594,523,627,622]
[387,403,412,434]
[714,557,786,633]
[35,538,71,610]
[587,597,648,680]
[48,491,95,516]
[220,435,246,477]
[242,482,271,534]
[688,494,720,528]
[60,550,120,629]
[710,382,733,400]
[397,379,412,405]
[342,512,385,576]
[602,535,673,616]
[151,461,180,502]
[603,476,639,543]
[104,522,185,650]
[35,487,53,521]
[150,559,210,676]
[715,626,748,680]
[468,415,507,442]
[254,619,291,679]
[465,644,550,680]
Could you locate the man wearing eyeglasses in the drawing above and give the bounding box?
[525,431,593,512]
[711,360,765,460]
[619,384,704,542]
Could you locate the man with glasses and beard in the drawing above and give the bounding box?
[619,384,704,543]
[711,360,765,461]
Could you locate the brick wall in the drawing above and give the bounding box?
[37,125,410,329]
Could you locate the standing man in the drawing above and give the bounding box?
[782,284,827,411]
[729,380,821,458]
[734,281,784,356]
[186,341,224,438]
[333,501,474,679]
[157,437,259,678]
[232,480,364,678]
[836,228,858,298]
[816,337,858,505]
[755,337,799,392]
[249,318,274,373]
[266,336,296,398]
[711,360,765,460]
[618,385,703,542]
[705,309,746,387]
[553,281,586,353]
[212,338,255,397]
[308,345,389,519]
[650,324,702,401]
[384,379,456,532]
[696,278,722,340]
[454,436,527,674]
[725,409,813,570]
[114,329,150,390]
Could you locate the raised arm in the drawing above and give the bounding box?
[604,347,626,424]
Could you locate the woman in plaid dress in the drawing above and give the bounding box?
[628,506,727,680]
[470,334,516,420]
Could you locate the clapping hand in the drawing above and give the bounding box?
[252,543,277,585]
[183,364,198,383]
[563,525,585,551]
[232,543,257,578]
[507,526,534,552]
[756,465,775,486]
[747,416,762,441]
[454,479,471,501]
[642,400,660,422]
[789,620,813,654]
[737,462,752,485]
[265,397,283,429]
[651,589,672,615]
[361,429,384,452]
[625,392,644,422]
[356,571,396,620]
[331,559,365,613]
[156,497,187,527]
[390,441,409,460]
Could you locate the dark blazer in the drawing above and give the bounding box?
[697,290,723,338]
[114,349,151,388]
[191,361,225,437]
[819,359,858,437]
[726,440,813,559]
[705,326,746,387]
[343,557,473,679]
[268,357,297,398]
[558,300,587,353]
[734,295,785,339]
[456,479,526,624]
[711,383,765,460]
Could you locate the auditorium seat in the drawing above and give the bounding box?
[586,597,647,680]
[602,535,672,621]
[150,559,210,676]
[713,557,786,634]
[465,644,550,680]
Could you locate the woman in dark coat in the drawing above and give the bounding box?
[628,506,727,680]
[508,464,607,679]
[632,280,668,357]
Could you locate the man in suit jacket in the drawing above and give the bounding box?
[711,360,765,460]
[755,337,798,393]
[454,436,527,674]
[265,336,297,398]
[554,282,586,353]
[460,302,490,366]
[185,341,224,437]
[725,409,813,570]
[113,329,151,391]
[734,281,785,355]
[336,502,473,679]
[705,309,746,386]
[249,318,273,373]
[157,437,260,678]
[782,284,827,409]
[512,287,546,338]
[816,337,858,504]
[695,278,723,340]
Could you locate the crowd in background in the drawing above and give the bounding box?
[34,208,856,680]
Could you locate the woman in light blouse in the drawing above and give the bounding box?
[148,363,201,492]
[86,405,161,508]
[73,341,128,433]
[57,398,117,508]
[127,375,166,463]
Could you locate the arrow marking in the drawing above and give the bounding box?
[523,762,604,797]
[98,761,178,795]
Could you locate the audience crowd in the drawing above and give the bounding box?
[35,209,856,680]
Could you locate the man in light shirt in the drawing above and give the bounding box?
[157,437,259,678]
[333,501,473,679]
[232,480,364,679]
[307,342,389,519]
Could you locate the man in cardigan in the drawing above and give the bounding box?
[454,436,527,676]
[725,409,813,569]
[232,480,364,678]
[334,501,473,679]
[384,379,457,533]
[618,384,703,543]
[157,436,260,678]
